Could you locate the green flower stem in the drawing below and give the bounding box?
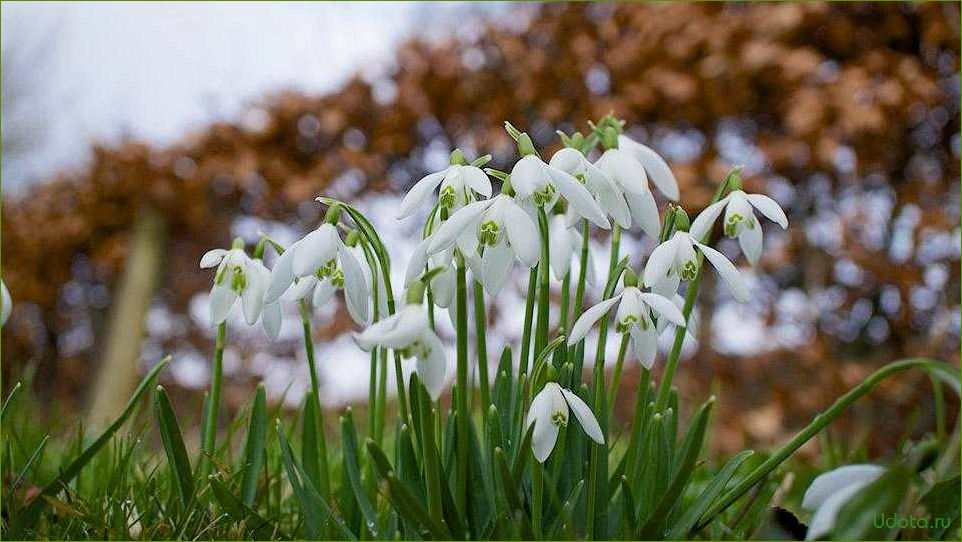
[534,208,551,360]
[418,383,443,525]
[474,281,491,422]
[532,458,545,539]
[569,220,591,380]
[559,272,571,334]
[454,255,470,518]
[199,322,226,480]
[606,333,631,422]
[696,357,948,532]
[518,267,538,378]
[586,308,613,540]
[624,367,651,482]
[299,301,331,499]
[376,349,387,445]
[607,224,622,279]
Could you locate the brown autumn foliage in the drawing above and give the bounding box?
[2,2,959,454]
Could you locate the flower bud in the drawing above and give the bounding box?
[449,148,468,166]
[601,126,619,150]
[672,208,691,232]
[724,166,744,192]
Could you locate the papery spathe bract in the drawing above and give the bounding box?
[200,246,280,339]
[802,464,885,540]
[643,231,750,302]
[510,154,610,229]
[265,223,370,325]
[354,303,447,400]
[689,189,788,265]
[396,163,492,220]
[427,194,540,296]
[525,382,604,463]
[568,285,685,368]
[1,279,11,327]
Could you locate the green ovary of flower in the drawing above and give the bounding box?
[438,185,457,208]
[532,183,556,206]
[681,260,698,281]
[479,220,501,246]
[551,410,568,427]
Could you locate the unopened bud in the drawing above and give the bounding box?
[449,149,468,166]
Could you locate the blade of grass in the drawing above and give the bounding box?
[154,385,194,506]
[340,408,379,538]
[239,384,268,507]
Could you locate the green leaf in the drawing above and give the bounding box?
[832,464,912,540]
[154,385,194,506]
[494,447,534,540]
[239,384,267,507]
[921,474,961,540]
[10,356,170,537]
[665,450,755,540]
[209,473,283,540]
[340,408,379,537]
[301,390,322,493]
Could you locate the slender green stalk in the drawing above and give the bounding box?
[534,208,551,359]
[299,301,331,499]
[607,333,630,422]
[532,459,545,539]
[696,357,949,531]
[199,322,226,479]
[624,367,651,481]
[559,271,571,334]
[454,255,470,518]
[418,383,443,525]
[519,266,538,378]
[474,281,491,419]
[607,224,621,278]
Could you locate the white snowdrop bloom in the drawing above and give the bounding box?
[396,163,492,219]
[549,148,632,230]
[265,223,370,325]
[548,213,592,281]
[802,464,885,540]
[200,247,280,338]
[1,279,11,327]
[354,304,447,400]
[689,190,788,265]
[643,231,750,303]
[616,134,680,201]
[525,382,604,462]
[510,154,610,229]
[405,236,457,308]
[568,286,685,368]
[427,194,540,296]
[590,148,663,239]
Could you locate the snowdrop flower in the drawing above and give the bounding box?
[689,190,788,265]
[354,303,447,400]
[200,246,281,338]
[427,194,540,295]
[405,236,456,308]
[265,223,369,325]
[549,148,632,230]
[526,382,604,462]
[643,231,750,303]
[396,161,492,220]
[1,279,11,327]
[590,148,665,240]
[548,213,595,283]
[615,134,680,201]
[510,154,610,229]
[802,464,885,540]
[568,284,685,368]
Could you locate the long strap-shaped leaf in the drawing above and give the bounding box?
[239,384,268,507]
[10,356,170,537]
[340,408,379,538]
[154,385,194,506]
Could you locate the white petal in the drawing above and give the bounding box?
[640,292,686,327]
[200,249,228,269]
[530,407,561,463]
[526,385,553,429]
[502,199,540,267]
[597,149,648,194]
[594,175,632,229]
[739,220,763,265]
[428,199,490,254]
[625,189,661,239]
[397,170,445,219]
[430,265,455,308]
[549,165,610,229]
[689,196,730,241]
[262,301,282,340]
[265,248,295,303]
[241,264,267,325]
[292,226,338,277]
[696,242,750,302]
[652,272,680,299]
[560,387,604,444]
[354,312,402,351]
[377,306,429,348]
[340,246,370,325]
[209,283,237,326]
[643,237,678,288]
[805,482,873,541]
[460,166,492,198]
[548,147,586,175]
[746,193,788,229]
[510,155,548,199]
[567,295,621,344]
[288,275,318,301]
[618,135,679,200]
[549,216,573,280]
[416,331,448,400]
[616,287,644,324]
[312,278,336,307]
[481,241,514,296]
[629,325,659,369]
[1,280,11,326]
[404,237,431,287]
[802,465,885,511]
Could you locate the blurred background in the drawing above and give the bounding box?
[1,2,959,457]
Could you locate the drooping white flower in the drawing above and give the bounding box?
[802,464,885,540]
[427,194,540,296]
[405,236,456,308]
[200,247,280,338]
[643,231,750,302]
[396,163,492,220]
[354,304,447,400]
[568,286,685,368]
[548,213,595,283]
[510,154,611,229]
[1,279,11,327]
[525,382,604,462]
[265,223,370,325]
[616,134,680,201]
[689,190,788,265]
